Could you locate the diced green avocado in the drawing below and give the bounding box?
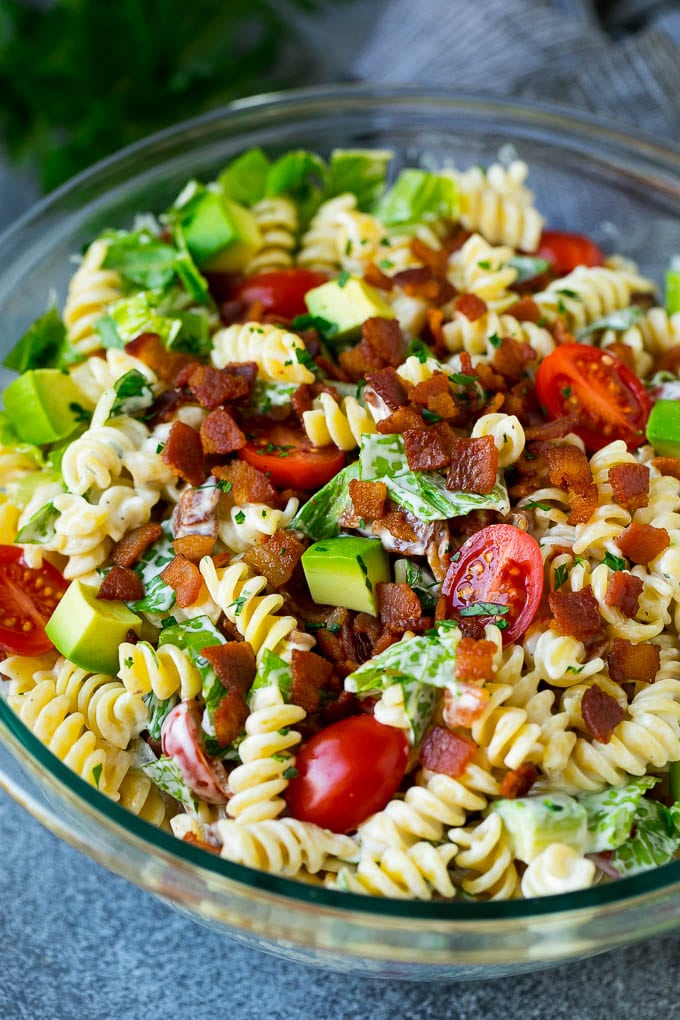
[304,277,396,341]
[646,399,680,458]
[176,185,261,271]
[45,580,142,674]
[301,536,390,616]
[492,794,588,863]
[666,267,680,316]
[3,369,89,446]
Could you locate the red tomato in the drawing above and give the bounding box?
[442,524,543,644]
[286,714,409,833]
[0,546,67,655]
[535,343,651,451]
[239,420,345,489]
[536,230,604,275]
[161,701,230,804]
[235,269,328,320]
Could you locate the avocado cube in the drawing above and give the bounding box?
[492,794,588,863]
[176,185,261,271]
[305,277,396,341]
[646,399,680,459]
[45,580,142,674]
[666,268,680,316]
[3,369,90,446]
[301,536,390,616]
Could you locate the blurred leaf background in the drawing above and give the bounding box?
[0,0,355,193]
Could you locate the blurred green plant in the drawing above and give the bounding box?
[0,0,331,191]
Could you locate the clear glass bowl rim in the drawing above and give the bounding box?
[1,82,680,928]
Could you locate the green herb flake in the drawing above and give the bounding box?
[553,564,569,590]
[92,764,103,788]
[604,552,627,572]
[337,270,350,288]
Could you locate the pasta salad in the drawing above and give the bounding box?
[1,146,680,902]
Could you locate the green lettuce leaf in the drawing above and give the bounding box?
[129,522,176,614]
[218,147,271,206]
[3,308,74,372]
[610,797,680,876]
[140,756,198,811]
[142,691,178,742]
[14,502,60,544]
[576,305,643,341]
[94,314,124,350]
[291,461,361,540]
[374,168,459,227]
[109,369,154,420]
[249,648,292,703]
[396,680,438,746]
[508,255,550,283]
[345,622,461,694]
[324,148,393,211]
[579,777,658,853]
[101,228,178,290]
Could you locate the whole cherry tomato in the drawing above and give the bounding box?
[536,230,604,275]
[235,269,328,319]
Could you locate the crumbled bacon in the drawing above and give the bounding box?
[605,571,643,618]
[187,363,252,408]
[162,421,206,487]
[499,763,538,799]
[403,421,455,472]
[290,649,334,714]
[243,530,305,588]
[146,389,185,426]
[409,372,451,407]
[211,460,277,505]
[548,586,601,640]
[338,343,384,381]
[426,308,445,349]
[581,685,626,743]
[608,463,650,512]
[492,336,535,381]
[419,725,477,778]
[361,316,406,367]
[504,297,543,324]
[173,534,216,561]
[348,479,387,521]
[364,367,409,411]
[410,237,449,277]
[202,642,256,694]
[651,456,680,481]
[124,332,195,386]
[442,682,489,728]
[545,444,592,492]
[616,521,670,564]
[373,510,419,545]
[608,639,660,685]
[161,554,203,608]
[97,564,143,602]
[568,483,599,525]
[393,267,454,304]
[173,483,220,541]
[199,408,246,455]
[454,636,497,682]
[111,522,163,568]
[524,417,577,442]
[446,436,499,495]
[377,582,422,632]
[212,688,250,746]
[454,293,487,322]
[376,406,425,434]
[363,262,394,291]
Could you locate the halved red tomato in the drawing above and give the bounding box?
[286,714,409,833]
[239,420,346,489]
[234,269,328,320]
[535,343,651,451]
[442,524,543,644]
[0,546,67,655]
[536,230,604,275]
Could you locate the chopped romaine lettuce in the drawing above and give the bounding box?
[129,522,176,614]
[324,149,393,211]
[14,502,60,544]
[218,147,271,206]
[140,755,198,812]
[345,622,461,694]
[374,168,459,227]
[393,558,439,613]
[108,288,212,356]
[158,615,224,657]
[249,648,292,703]
[101,228,178,290]
[291,461,360,540]
[265,149,327,204]
[580,777,658,853]
[3,308,74,372]
[575,306,643,341]
[108,369,154,420]
[143,691,178,742]
[6,469,62,510]
[611,797,680,876]
[94,314,124,350]
[394,679,438,746]
[508,255,550,283]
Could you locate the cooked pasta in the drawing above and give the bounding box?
[118,642,202,701]
[215,817,358,876]
[451,160,544,252]
[63,239,124,356]
[297,193,357,272]
[217,497,298,554]
[302,393,377,451]
[448,233,518,310]
[210,321,315,384]
[51,656,148,749]
[245,197,298,274]
[520,843,597,898]
[534,266,656,329]
[449,813,520,900]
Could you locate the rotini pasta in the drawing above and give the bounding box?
[210,321,315,384]
[63,239,124,356]
[245,197,299,274]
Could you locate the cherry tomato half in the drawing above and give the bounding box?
[536,230,604,275]
[239,420,346,489]
[442,524,543,645]
[535,343,651,452]
[234,269,328,320]
[0,546,67,655]
[286,714,409,833]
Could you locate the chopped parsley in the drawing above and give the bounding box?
[553,564,568,590]
[337,270,350,288]
[603,552,627,572]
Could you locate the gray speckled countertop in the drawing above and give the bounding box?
[1,790,677,1020]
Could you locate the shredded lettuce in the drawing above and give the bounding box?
[218,147,271,206]
[140,755,199,812]
[291,461,360,540]
[580,777,658,853]
[3,308,75,372]
[324,149,393,211]
[101,228,178,290]
[265,149,327,207]
[374,168,459,227]
[576,305,643,341]
[345,622,461,694]
[14,502,60,544]
[393,679,438,746]
[249,648,292,703]
[142,691,178,742]
[108,288,212,356]
[508,255,550,283]
[108,369,154,420]
[611,797,680,876]
[129,522,176,614]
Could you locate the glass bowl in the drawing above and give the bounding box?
[1,85,680,982]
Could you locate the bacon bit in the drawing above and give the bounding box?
[376,405,425,434]
[125,628,139,645]
[604,341,636,372]
[651,456,680,481]
[409,371,451,407]
[125,333,196,385]
[349,479,387,521]
[187,364,251,408]
[505,297,543,324]
[604,571,643,619]
[549,586,601,640]
[568,483,599,525]
[551,316,577,346]
[403,421,456,472]
[454,636,497,682]
[392,266,443,301]
[454,293,488,322]
[503,380,539,423]
[377,582,422,632]
[524,417,577,442]
[426,308,445,350]
[373,630,397,656]
[499,763,538,799]
[608,639,660,685]
[351,613,383,663]
[656,347,680,375]
[361,316,406,367]
[173,534,216,561]
[365,367,409,410]
[111,522,163,568]
[446,436,498,495]
[146,389,185,426]
[96,564,143,602]
[434,594,448,624]
[173,484,220,541]
[410,237,450,277]
[291,649,334,714]
[442,682,489,728]
[419,725,477,779]
[243,529,305,588]
[338,341,385,381]
[202,642,257,694]
[545,444,592,492]
[374,510,419,545]
[290,383,313,419]
[581,685,626,744]
[161,555,203,608]
[608,463,650,512]
[199,408,246,455]
[616,521,670,565]
[492,337,535,381]
[363,261,394,291]
[321,689,361,726]
[162,421,206,487]
[211,460,277,505]
[213,689,250,746]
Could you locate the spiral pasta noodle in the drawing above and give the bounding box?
[534,267,656,329]
[63,239,125,356]
[333,842,457,899]
[215,817,358,876]
[296,193,357,272]
[471,412,525,468]
[520,843,597,898]
[50,657,148,750]
[118,641,202,701]
[245,197,299,274]
[210,322,315,384]
[449,812,520,900]
[442,308,555,361]
[217,497,298,554]
[117,767,171,828]
[451,160,544,252]
[302,393,377,451]
[0,652,58,697]
[448,233,518,310]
